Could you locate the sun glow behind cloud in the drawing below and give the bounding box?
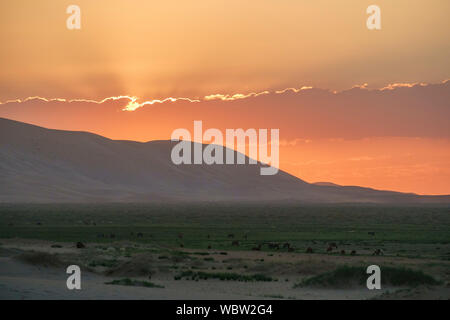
[2,80,446,112]
[1,0,449,101]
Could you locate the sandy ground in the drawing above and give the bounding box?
[0,256,252,300]
[0,256,387,300]
[1,239,448,300]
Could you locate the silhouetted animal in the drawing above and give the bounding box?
[329,242,337,248]
[252,244,262,251]
[232,240,240,246]
[327,246,333,252]
[268,243,280,250]
[306,247,313,253]
[207,245,212,249]
[137,232,144,238]
[340,250,346,255]
[76,242,85,249]
[373,249,383,256]
[227,234,234,238]
[179,243,184,248]
[283,243,291,249]
[350,250,357,256]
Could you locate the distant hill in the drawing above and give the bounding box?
[313,182,342,187]
[1,118,449,204]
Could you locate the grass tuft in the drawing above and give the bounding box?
[175,270,274,282]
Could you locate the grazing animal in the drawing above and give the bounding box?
[340,250,346,255]
[326,246,333,252]
[306,247,313,253]
[350,250,357,256]
[368,232,375,236]
[268,243,280,250]
[329,242,338,249]
[227,234,234,238]
[76,242,85,249]
[232,240,240,247]
[373,249,383,256]
[252,244,262,251]
[207,245,212,250]
[179,243,184,248]
[137,232,144,238]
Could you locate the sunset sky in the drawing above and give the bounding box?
[0,0,449,195]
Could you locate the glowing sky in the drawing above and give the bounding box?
[0,1,449,194]
[1,0,449,100]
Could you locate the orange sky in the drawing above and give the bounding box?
[0,1,449,195]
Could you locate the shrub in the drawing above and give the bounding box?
[105,278,164,288]
[175,271,274,282]
[15,252,64,267]
[295,265,441,288]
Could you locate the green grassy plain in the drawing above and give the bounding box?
[0,203,448,259]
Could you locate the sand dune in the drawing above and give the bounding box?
[0,117,449,204]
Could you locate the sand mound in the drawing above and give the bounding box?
[105,254,154,277]
[296,266,441,288]
[15,251,65,268]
